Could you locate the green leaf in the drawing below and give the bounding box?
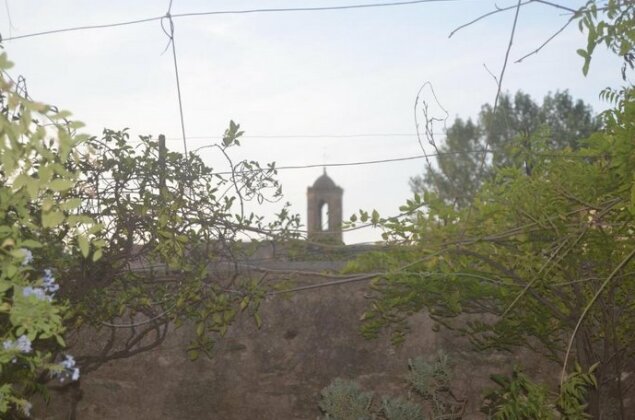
[38,164,54,184]
[78,235,89,258]
[20,239,42,248]
[371,209,380,224]
[12,173,30,190]
[61,198,82,211]
[187,349,199,361]
[42,210,64,228]
[9,249,27,259]
[50,178,74,192]
[26,178,40,198]
[240,296,249,311]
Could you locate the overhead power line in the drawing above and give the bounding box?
[212,149,493,175]
[164,133,444,141]
[207,148,588,175]
[2,0,464,42]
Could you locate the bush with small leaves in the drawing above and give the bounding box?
[319,378,375,420]
[319,352,464,420]
[407,351,451,399]
[381,397,424,420]
[481,365,596,419]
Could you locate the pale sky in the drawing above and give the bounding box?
[1,0,625,243]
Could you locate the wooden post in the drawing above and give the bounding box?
[158,134,166,193]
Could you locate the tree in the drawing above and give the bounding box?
[357,91,635,418]
[0,53,300,415]
[410,91,599,208]
[347,2,635,418]
[61,126,297,372]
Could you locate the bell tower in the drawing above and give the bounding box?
[307,169,343,243]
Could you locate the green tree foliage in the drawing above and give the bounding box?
[410,91,599,208]
[62,126,299,371]
[348,2,635,418]
[0,53,103,417]
[354,93,635,416]
[0,51,300,414]
[576,0,634,80]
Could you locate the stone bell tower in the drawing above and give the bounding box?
[307,169,343,243]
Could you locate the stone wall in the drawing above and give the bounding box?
[35,255,553,420]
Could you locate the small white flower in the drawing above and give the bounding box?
[2,335,32,354]
[20,249,33,266]
[23,401,32,417]
[61,354,75,370]
[55,355,80,382]
[15,335,32,353]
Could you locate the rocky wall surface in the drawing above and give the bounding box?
[34,261,552,420]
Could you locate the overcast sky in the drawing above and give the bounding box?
[1,0,624,243]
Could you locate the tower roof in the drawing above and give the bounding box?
[312,170,337,189]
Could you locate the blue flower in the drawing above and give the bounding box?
[61,354,75,370]
[42,269,59,294]
[56,354,80,382]
[22,286,50,301]
[20,248,33,266]
[2,335,32,353]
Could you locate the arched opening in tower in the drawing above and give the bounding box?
[319,201,329,231]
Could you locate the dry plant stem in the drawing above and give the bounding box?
[448,0,533,38]
[561,247,635,385]
[515,16,574,63]
[494,0,522,112]
[100,303,177,328]
[414,83,434,169]
[532,0,577,13]
[501,227,586,318]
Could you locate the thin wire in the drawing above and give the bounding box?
[171,0,462,18]
[2,0,465,42]
[165,133,444,141]
[205,148,495,175]
[93,146,587,178]
[2,15,161,41]
[161,12,188,156]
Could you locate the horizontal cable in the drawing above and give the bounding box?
[211,149,491,174]
[164,133,441,141]
[2,0,466,42]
